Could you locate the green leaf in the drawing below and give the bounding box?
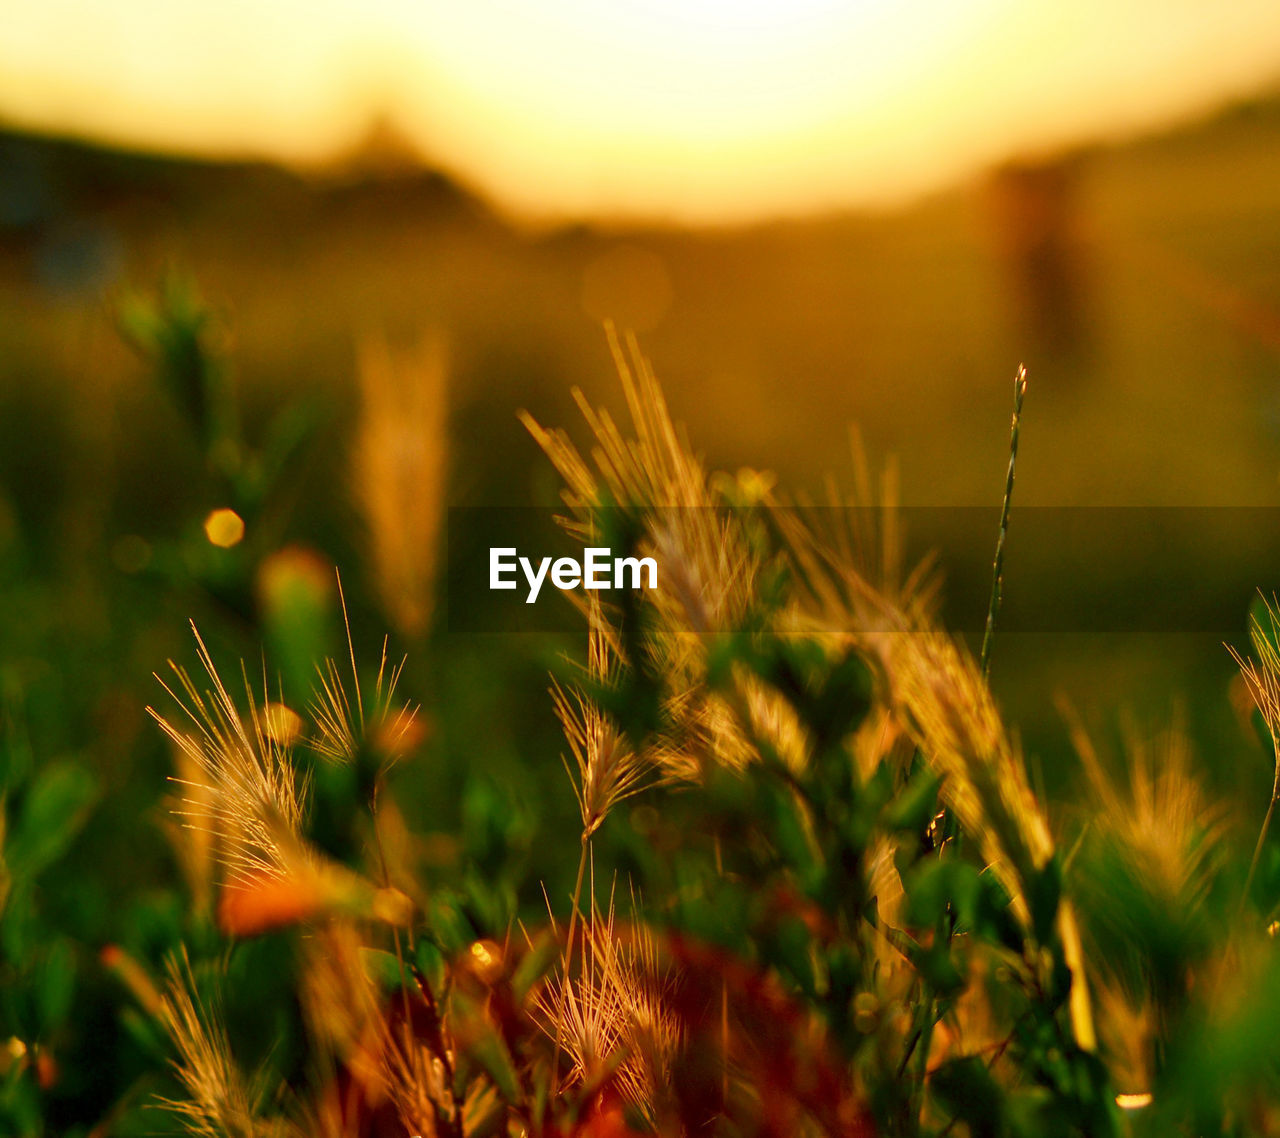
[904,859,980,931]
[119,1006,169,1062]
[763,914,818,996]
[466,1023,522,1106]
[1028,858,1061,946]
[931,1055,1005,1138]
[415,940,446,995]
[809,647,874,745]
[37,938,76,1032]
[427,891,477,956]
[359,947,413,993]
[915,937,965,996]
[118,277,235,453]
[512,933,559,1003]
[884,768,942,834]
[761,640,873,751]
[6,762,96,880]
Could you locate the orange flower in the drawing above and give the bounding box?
[218,874,329,937]
[217,867,414,937]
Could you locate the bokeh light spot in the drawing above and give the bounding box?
[203,508,245,548]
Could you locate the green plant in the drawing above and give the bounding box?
[12,308,1280,1137]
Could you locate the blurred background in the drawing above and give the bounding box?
[4,5,1280,1119]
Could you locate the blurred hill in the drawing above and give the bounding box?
[3,92,1280,510]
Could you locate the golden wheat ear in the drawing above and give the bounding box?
[157,949,281,1138]
[891,629,1097,1050]
[150,615,417,940]
[535,876,682,1119]
[552,606,654,841]
[148,622,307,889]
[354,331,447,639]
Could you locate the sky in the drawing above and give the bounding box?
[3,0,1280,224]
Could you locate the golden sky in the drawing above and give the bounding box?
[3,0,1280,223]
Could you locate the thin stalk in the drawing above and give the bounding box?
[914,1009,937,1136]
[552,835,590,1087]
[980,365,1028,680]
[1242,763,1280,913]
[715,835,729,1105]
[372,801,436,1131]
[938,369,1029,858]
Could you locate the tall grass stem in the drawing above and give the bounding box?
[980,366,1028,680]
[1241,768,1280,913]
[552,836,590,1086]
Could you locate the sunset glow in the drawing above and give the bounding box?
[3,0,1280,222]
